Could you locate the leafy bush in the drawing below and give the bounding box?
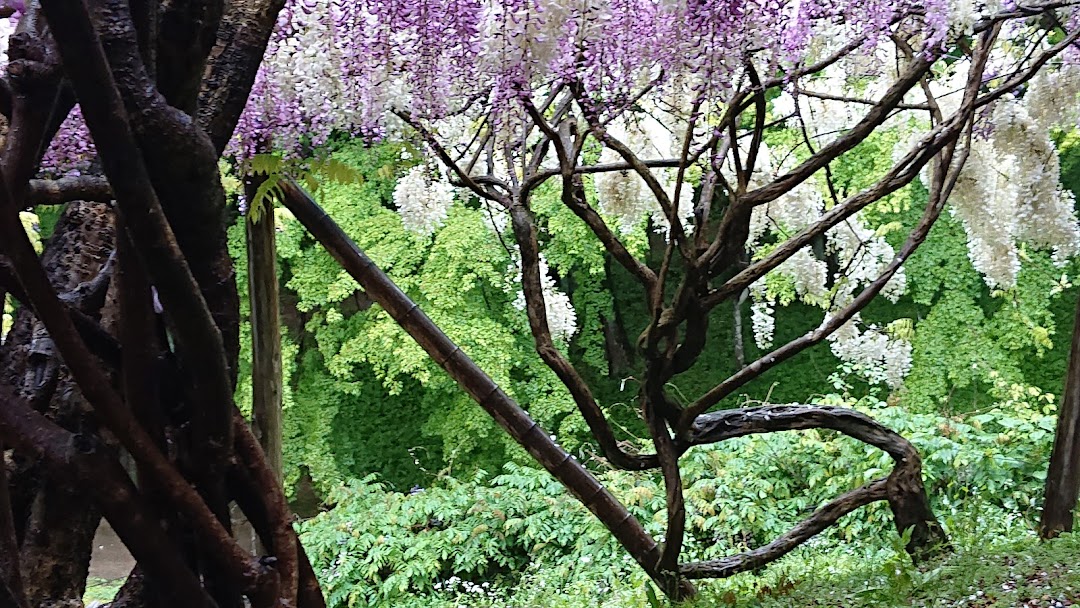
[299,381,1057,607]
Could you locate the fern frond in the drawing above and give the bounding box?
[249,153,284,176]
[249,174,283,223]
[312,157,364,186]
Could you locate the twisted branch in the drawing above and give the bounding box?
[681,403,945,577]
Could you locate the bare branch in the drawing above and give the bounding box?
[974,26,1080,109]
[157,0,224,113]
[27,176,112,205]
[573,83,693,259]
[233,413,299,606]
[685,151,954,421]
[681,402,944,571]
[686,404,915,455]
[525,158,683,188]
[687,26,997,422]
[740,54,935,208]
[743,63,768,183]
[228,425,325,608]
[645,397,685,573]
[508,202,659,471]
[519,99,658,290]
[395,109,512,205]
[702,116,957,306]
[565,174,658,289]
[795,86,931,111]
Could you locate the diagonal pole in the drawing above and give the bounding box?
[278,179,695,599]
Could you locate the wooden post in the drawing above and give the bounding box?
[1041,295,1080,538]
[245,181,283,484]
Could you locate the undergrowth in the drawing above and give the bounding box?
[298,383,1064,607]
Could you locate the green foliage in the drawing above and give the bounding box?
[83,577,123,605]
[245,152,366,222]
[300,466,622,608]
[301,384,1057,607]
[881,203,1076,411]
[32,204,63,242]
[232,125,1080,499]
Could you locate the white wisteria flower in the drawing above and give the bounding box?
[826,314,913,388]
[949,99,1080,288]
[510,256,579,346]
[393,163,457,236]
[593,114,695,235]
[750,301,776,350]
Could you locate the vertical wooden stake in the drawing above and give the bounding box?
[1041,295,1080,538]
[245,182,283,484]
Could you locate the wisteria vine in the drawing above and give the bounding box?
[19,0,1080,388]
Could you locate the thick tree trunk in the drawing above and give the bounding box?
[0,1,293,604]
[2,202,115,607]
[1041,294,1080,538]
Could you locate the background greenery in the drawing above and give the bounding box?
[217,134,1080,497]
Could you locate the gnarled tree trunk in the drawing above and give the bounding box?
[2,201,115,607]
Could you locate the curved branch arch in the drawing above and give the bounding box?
[680,404,947,578]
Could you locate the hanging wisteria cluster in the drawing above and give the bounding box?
[392,161,457,236]
[510,256,578,345]
[228,0,958,156]
[948,98,1080,289]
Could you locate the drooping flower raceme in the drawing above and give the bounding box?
[510,256,578,346]
[949,97,1080,289]
[393,162,457,236]
[593,114,695,235]
[826,314,913,389]
[40,106,97,177]
[220,0,967,161]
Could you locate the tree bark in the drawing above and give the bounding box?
[3,202,115,607]
[1041,294,1080,537]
